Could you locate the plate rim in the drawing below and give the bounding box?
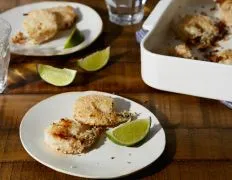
[19,91,166,179]
[1,1,103,56]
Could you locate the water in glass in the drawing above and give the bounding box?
[105,0,147,25]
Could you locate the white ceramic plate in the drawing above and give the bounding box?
[0,1,103,56]
[20,91,166,179]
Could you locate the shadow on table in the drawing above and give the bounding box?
[117,104,176,180]
[94,7,123,45]
[7,50,129,92]
[5,63,40,92]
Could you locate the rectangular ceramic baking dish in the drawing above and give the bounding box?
[141,0,232,101]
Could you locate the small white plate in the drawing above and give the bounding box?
[20,91,166,179]
[0,1,103,56]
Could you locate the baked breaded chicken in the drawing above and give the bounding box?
[23,9,58,44]
[74,95,126,126]
[209,49,232,65]
[22,6,77,44]
[176,15,219,49]
[44,118,103,154]
[218,0,232,26]
[169,43,193,59]
[48,6,77,30]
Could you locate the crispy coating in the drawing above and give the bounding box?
[219,0,232,26]
[219,59,232,64]
[44,118,103,154]
[47,6,77,30]
[208,49,232,64]
[217,49,232,64]
[23,10,58,44]
[169,44,193,59]
[74,95,126,126]
[23,6,77,44]
[176,15,219,48]
[11,32,27,44]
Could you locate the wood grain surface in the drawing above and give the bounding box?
[1,0,232,179]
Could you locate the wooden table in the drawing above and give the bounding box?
[1,0,232,179]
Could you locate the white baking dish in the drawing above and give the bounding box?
[141,0,232,101]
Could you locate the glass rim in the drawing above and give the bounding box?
[0,18,12,37]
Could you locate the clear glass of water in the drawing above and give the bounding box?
[105,0,147,25]
[0,18,11,93]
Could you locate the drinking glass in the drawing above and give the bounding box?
[0,18,11,93]
[105,0,147,25]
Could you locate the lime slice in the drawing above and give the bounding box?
[64,28,84,49]
[106,118,151,146]
[37,64,77,86]
[77,47,110,71]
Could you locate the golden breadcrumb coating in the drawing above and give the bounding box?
[23,6,77,44]
[176,15,219,49]
[219,0,232,26]
[169,44,193,59]
[47,6,77,30]
[11,32,27,44]
[23,9,58,44]
[44,118,103,154]
[74,95,126,126]
[217,49,232,64]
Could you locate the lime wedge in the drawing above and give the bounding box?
[37,64,77,86]
[77,47,110,71]
[64,28,84,49]
[106,118,151,146]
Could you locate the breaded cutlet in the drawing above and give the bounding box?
[218,0,232,26]
[47,6,77,30]
[73,95,126,126]
[44,118,103,154]
[169,44,193,59]
[22,6,77,44]
[23,9,58,44]
[176,15,219,49]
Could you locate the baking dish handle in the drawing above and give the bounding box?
[143,0,172,31]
